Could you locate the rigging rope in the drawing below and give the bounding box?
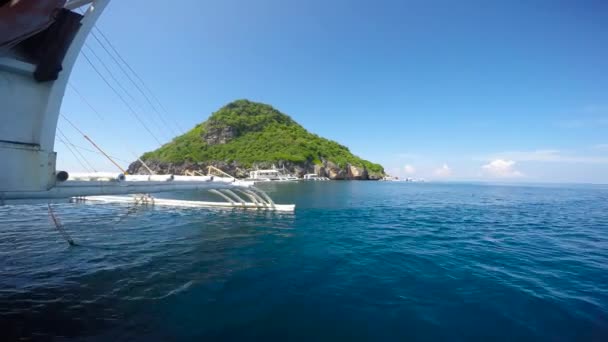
[61,115,127,174]
[67,83,104,121]
[80,50,163,146]
[89,30,180,137]
[56,135,90,172]
[92,26,186,134]
[82,43,171,141]
[62,8,169,176]
[48,204,76,246]
[67,83,155,174]
[56,127,96,172]
[61,139,131,164]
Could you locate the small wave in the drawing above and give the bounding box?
[155,280,194,300]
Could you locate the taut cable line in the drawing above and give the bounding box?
[80,50,163,146]
[60,114,127,174]
[67,83,155,174]
[57,127,94,172]
[93,26,186,134]
[89,29,180,137]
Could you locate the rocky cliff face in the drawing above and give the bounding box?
[127,159,383,180]
[202,126,236,145]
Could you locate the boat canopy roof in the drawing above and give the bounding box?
[0,0,66,53]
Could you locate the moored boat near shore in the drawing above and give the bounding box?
[247,169,300,182]
[303,173,330,181]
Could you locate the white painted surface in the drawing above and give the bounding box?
[0,0,110,193]
[65,0,94,10]
[0,177,249,201]
[0,58,36,75]
[69,172,126,182]
[0,142,56,191]
[83,196,296,212]
[125,174,174,182]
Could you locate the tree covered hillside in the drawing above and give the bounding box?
[135,100,384,179]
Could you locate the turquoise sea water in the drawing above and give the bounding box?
[1,182,608,341]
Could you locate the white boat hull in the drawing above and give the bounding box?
[81,195,295,212]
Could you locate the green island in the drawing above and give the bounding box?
[128,100,385,180]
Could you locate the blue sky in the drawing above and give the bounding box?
[58,0,608,183]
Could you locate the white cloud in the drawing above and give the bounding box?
[593,144,608,151]
[482,159,523,178]
[404,164,416,175]
[434,164,452,177]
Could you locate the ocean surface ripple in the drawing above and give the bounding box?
[1,182,607,340]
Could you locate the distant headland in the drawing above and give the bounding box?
[127,100,385,180]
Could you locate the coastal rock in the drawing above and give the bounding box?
[368,172,383,180]
[314,164,326,177]
[348,164,368,180]
[323,161,345,180]
[202,126,236,145]
[127,159,382,181]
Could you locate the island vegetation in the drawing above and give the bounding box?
[129,100,385,180]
